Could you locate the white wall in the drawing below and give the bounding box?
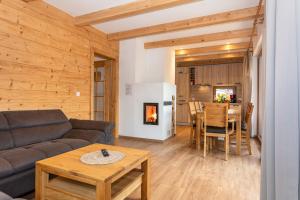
[258,52,265,139]
[252,20,264,138]
[250,56,258,137]
[119,38,176,140]
[137,47,175,84]
[119,39,137,135]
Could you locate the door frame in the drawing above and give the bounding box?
[90,47,119,137]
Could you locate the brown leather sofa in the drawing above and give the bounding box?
[0,109,114,198]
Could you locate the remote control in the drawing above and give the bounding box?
[101,149,109,157]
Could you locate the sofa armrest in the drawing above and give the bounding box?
[69,119,114,135]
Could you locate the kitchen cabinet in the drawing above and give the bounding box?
[228,63,243,85]
[176,67,189,100]
[176,102,190,124]
[176,67,190,124]
[202,66,212,85]
[211,64,228,85]
[195,66,211,85]
[195,66,203,85]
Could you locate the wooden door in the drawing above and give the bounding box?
[211,64,229,85]
[228,63,243,85]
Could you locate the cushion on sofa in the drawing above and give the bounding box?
[24,141,72,157]
[70,119,114,134]
[25,139,89,157]
[3,110,72,147]
[11,123,72,147]
[63,129,106,144]
[0,113,14,151]
[0,158,14,179]
[3,110,69,129]
[53,138,90,149]
[0,148,45,178]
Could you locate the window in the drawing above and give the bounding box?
[213,86,237,103]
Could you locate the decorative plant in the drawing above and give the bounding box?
[216,93,231,103]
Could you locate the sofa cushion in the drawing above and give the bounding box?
[70,119,114,134]
[0,158,14,179]
[54,138,90,149]
[3,110,72,147]
[0,169,35,198]
[25,141,72,158]
[3,110,69,129]
[0,113,14,151]
[0,148,45,178]
[63,129,106,144]
[0,130,14,151]
[11,123,72,148]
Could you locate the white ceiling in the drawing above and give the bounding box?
[45,0,259,50]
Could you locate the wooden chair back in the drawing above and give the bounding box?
[204,103,228,128]
[189,102,197,116]
[195,101,204,112]
[194,101,200,112]
[245,102,254,125]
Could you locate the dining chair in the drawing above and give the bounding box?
[243,102,254,155]
[203,103,234,160]
[228,104,236,131]
[188,102,197,146]
[229,102,254,155]
[194,101,203,112]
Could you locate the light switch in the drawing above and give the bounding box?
[76,91,80,97]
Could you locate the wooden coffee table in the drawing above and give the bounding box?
[35,144,151,200]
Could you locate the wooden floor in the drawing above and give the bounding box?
[25,126,260,200]
[117,126,261,200]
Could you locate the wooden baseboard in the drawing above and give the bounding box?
[118,135,167,143]
[176,123,190,126]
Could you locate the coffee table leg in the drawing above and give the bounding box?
[141,158,150,200]
[35,164,49,200]
[96,181,111,200]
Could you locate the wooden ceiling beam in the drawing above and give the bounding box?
[248,0,264,51]
[175,42,249,56]
[109,6,261,40]
[176,57,244,67]
[145,28,254,49]
[75,0,197,26]
[176,52,245,62]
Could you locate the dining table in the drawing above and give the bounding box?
[195,104,242,155]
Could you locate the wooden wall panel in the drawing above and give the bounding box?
[0,0,119,120]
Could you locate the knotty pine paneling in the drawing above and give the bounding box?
[0,0,119,119]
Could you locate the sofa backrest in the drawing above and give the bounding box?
[2,110,72,147]
[0,113,14,151]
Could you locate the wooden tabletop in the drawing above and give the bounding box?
[36,144,150,183]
